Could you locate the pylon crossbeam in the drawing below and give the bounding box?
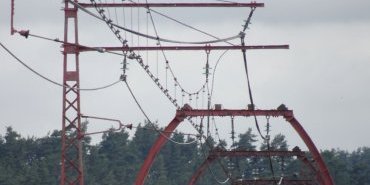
[77,45,289,52]
[78,2,265,8]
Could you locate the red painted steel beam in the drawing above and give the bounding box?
[135,115,186,185]
[10,0,15,35]
[188,156,218,185]
[78,45,289,52]
[176,109,293,118]
[135,108,334,185]
[284,115,334,185]
[78,2,265,8]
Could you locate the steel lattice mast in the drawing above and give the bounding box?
[61,0,84,184]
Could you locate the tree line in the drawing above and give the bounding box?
[0,124,369,185]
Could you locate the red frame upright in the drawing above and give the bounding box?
[60,0,84,185]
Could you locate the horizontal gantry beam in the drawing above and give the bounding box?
[78,2,265,8]
[176,109,293,118]
[77,45,289,52]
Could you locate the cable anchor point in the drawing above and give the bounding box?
[18,30,30,39]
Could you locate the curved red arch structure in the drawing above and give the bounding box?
[134,107,334,185]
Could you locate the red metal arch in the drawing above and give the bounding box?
[134,108,334,185]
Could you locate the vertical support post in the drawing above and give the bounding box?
[10,0,16,34]
[60,0,84,185]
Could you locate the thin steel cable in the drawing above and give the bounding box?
[210,50,229,101]
[214,0,238,3]
[0,41,121,91]
[130,4,134,46]
[239,7,277,183]
[20,32,126,57]
[198,137,231,184]
[266,120,277,185]
[68,0,242,45]
[143,0,209,97]
[84,0,219,152]
[127,0,235,46]
[124,80,198,145]
[122,4,127,40]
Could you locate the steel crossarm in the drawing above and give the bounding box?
[78,2,265,8]
[77,45,289,52]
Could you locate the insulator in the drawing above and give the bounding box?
[96,47,105,53]
[98,9,105,14]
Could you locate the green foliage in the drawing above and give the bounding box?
[0,126,369,185]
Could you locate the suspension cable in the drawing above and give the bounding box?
[84,3,230,175]
[239,7,277,183]
[127,0,235,46]
[68,0,242,45]
[143,0,209,98]
[266,116,277,184]
[0,41,121,91]
[198,137,231,184]
[124,80,198,145]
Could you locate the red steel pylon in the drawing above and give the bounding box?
[60,0,84,184]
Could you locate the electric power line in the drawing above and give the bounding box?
[0,41,121,91]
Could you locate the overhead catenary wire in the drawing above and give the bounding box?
[198,137,231,184]
[239,7,277,184]
[0,41,121,91]
[68,0,242,45]
[141,0,209,98]
[10,30,199,146]
[124,80,198,145]
[141,0,227,156]
[127,0,235,46]
[82,114,199,137]
[87,3,238,181]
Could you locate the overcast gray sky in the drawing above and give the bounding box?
[1,0,369,151]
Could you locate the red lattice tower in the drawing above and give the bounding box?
[60,0,84,184]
